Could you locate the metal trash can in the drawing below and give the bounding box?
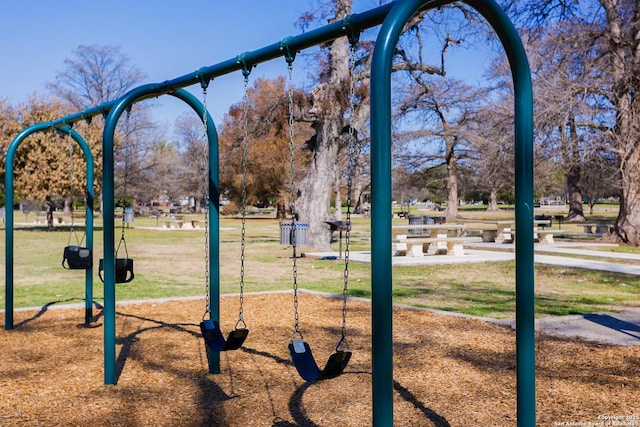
[408,215,423,234]
[280,221,309,245]
[124,209,134,224]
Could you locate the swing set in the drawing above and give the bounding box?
[4,1,535,425]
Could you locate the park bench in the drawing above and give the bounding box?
[534,214,552,228]
[535,229,564,244]
[34,215,64,225]
[497,227,564,244]
[190,219,207,229]
[33,212,47,224]
[480,221,515,243]
[162,218,184,229]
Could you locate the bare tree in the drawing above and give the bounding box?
[48,44,156,212]
[114,105,162,207]
[508,0,640,243]
[465,99,515,211]
[293,0,481,248]
[525,21,609,222]
[174,114,207,211]
[395,78,481,218]
[48,44,145,109]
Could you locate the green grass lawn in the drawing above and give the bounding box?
[1,210,639,320]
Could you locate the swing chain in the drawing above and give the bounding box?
[237,70,251,326]
[286,58,301,337]
[339,40,359,350]
[66,127,79,245]
[115,111,132,259]
[115,210,129,258]
[201,79,211,317]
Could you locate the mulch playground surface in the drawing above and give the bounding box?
[1,292,638,426]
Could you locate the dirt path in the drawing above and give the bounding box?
[1,293,638,426]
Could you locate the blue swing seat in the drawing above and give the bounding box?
[200,319,248,352]
[289,339,352,381]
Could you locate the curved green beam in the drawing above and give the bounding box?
[13,3,394,139]
[101,87,219,384]
[370,0,534,425]
[4,124,95,329]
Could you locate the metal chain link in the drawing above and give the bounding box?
[286,59,301,337]
[80,118,92,247]
[338,40,359,350]
[237,71,250,328]
[67,128,78,244]
[201,81,211,318]
[116,112,130,259]
[116,207,129,258]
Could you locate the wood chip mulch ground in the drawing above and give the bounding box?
[1,292,638,426]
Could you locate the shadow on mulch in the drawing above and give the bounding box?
[1,293,638,426]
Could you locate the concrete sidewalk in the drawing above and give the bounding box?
[306,245,640,275]
[303,245,640,346]
[531,310,640,346]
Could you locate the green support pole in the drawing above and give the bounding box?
[4,124,95,330]
[60,126,95,325]
[461,2,536,424]
[101,88,219,383]
[464,1,537,424]
[372,0,534,425]
[170,89,221,375]
[370,7,398,426]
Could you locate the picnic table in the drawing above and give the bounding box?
[480,219,553,243]
[160,215,205,229]
[393,234,480,257]
[162,218,184,229]
[481,221,516,243]
[392,223,466,238]
[581,223,613,235]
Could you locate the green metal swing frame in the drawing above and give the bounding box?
[4,1,535,425]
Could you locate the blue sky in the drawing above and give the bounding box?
[1,1,315,128]
[1,0,492,136]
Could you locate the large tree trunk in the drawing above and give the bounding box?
[615,147,640,244]
[445,162,459,218]
[487,189,499,211]
[602,0,640,244]
[295,5,352,250]
[565,171,585,221]
[444,135,459,219]
[296,117,340,250]
[564,117,585,221]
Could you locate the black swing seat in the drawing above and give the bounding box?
[98,258,135,283]
[62,246,93,270]
[289,339,352,381]
[200,319,249,351]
